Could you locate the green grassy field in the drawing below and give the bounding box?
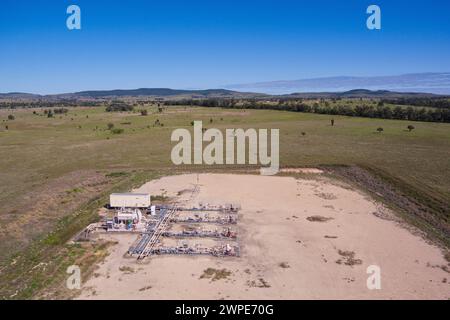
[0,105,449,298]
[2,105,449,200]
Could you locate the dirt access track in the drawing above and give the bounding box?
[78,173,449,299]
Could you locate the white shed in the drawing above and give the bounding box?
[110,193,151,208]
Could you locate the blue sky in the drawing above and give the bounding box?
[1,0,450,94]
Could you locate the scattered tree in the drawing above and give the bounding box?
[376,127,384,133]
[54,108,68,114]
[407,125,415,132]
[111,128,124,134]
[105,103,134,112]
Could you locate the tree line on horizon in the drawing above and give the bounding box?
[165,98,450,123]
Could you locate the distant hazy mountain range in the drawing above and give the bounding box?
[71,88,246,98]
[0,89,441,100]
[0,88,261,100]
[225,72,450,95]
[1,73,450,99]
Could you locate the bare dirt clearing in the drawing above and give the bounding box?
[79,173,449,299]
